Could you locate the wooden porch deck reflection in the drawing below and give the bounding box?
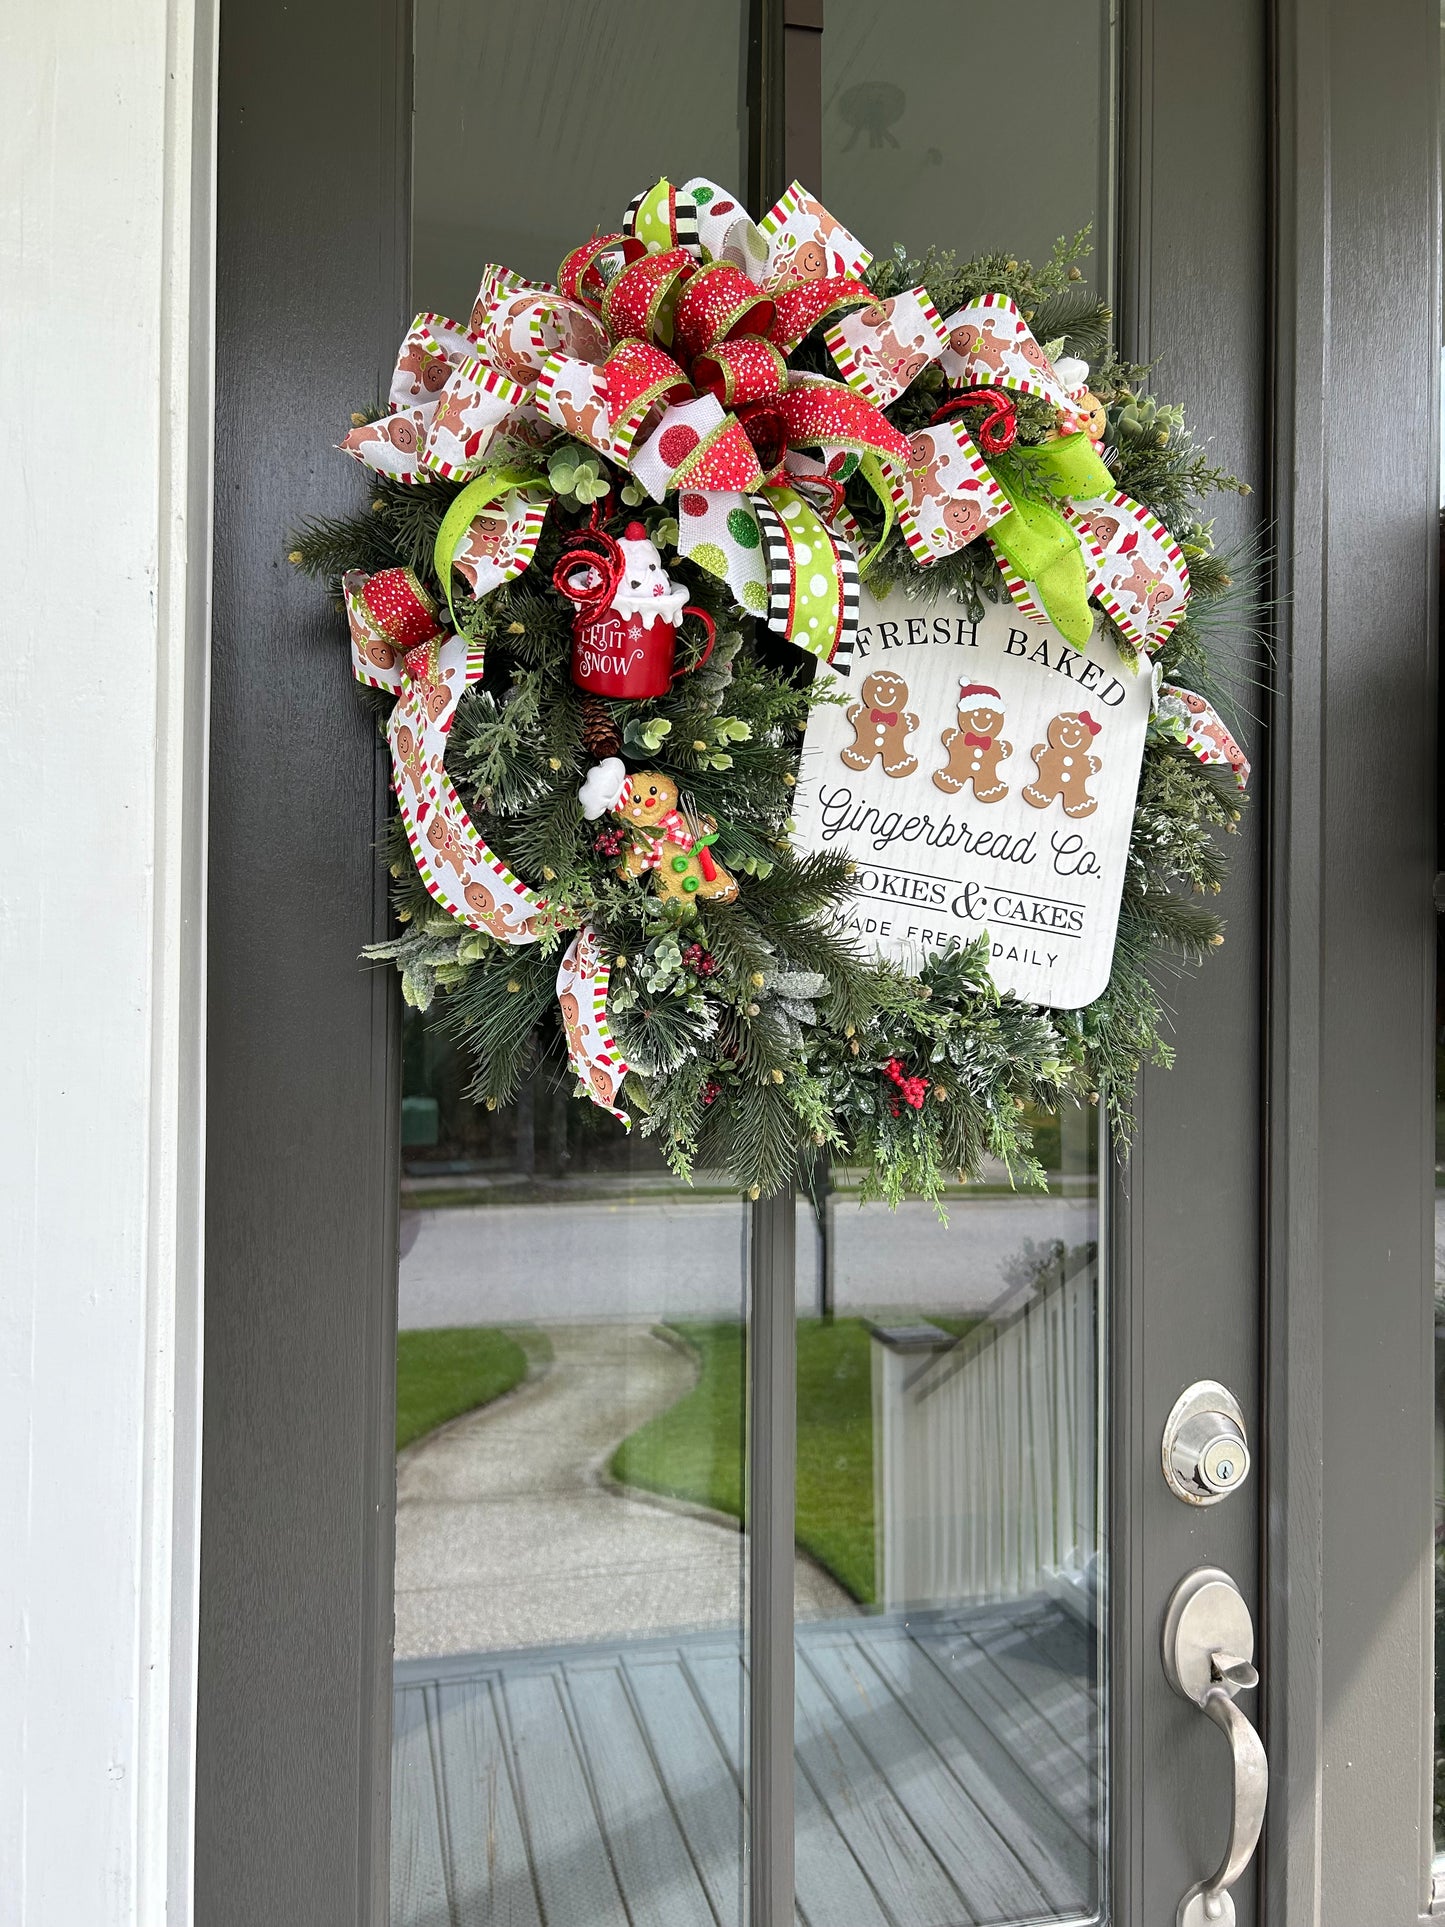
[391,1598,1101,1927]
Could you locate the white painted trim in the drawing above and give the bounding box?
[0,0,216,1920]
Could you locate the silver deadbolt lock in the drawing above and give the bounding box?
[1162,1381,1250,1505]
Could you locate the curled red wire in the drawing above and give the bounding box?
[930,387,1018,456]
[552,526,622,611]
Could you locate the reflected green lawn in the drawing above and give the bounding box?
[612,1317,971,1604]
[395,1326,532,1450]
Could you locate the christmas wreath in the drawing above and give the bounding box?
[293,177,1251,1205]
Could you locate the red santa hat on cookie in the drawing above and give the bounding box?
[958,682,1002,703]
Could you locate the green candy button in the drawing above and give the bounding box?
[671,855,689,873]
[682,876,700,893]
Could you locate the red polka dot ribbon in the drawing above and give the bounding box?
[342,175,1190,685]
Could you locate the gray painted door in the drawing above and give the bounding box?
[198,4,1443,1926]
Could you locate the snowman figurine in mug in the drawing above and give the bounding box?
[610,523,689,628]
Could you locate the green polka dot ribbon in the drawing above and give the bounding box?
[754,486,860,669]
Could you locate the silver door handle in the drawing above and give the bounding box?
[1162,1567,1269,1927]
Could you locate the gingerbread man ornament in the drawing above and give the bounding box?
[933,682,1012,802]
[579,761,739,906]
[613,771,738,905]
[840,671,920,779]
[1022,711,1104,819]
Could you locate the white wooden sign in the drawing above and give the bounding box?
[790,588,1152,1008]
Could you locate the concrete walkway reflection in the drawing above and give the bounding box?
[394,1322,853,1662]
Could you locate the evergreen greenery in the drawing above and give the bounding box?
[295,233,1251,1206]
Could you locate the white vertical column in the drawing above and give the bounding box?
[0,2,216,1922]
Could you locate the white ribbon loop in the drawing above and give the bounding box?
[890,421,1010,562]
[557,925,632,1124]
[1156,683,1250,787]
[939,293,1085,428]
[757,180,872,285]
[825,288,949,406]
[1065,491,1192,650]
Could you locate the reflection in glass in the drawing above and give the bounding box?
[822,0,1115,296]
[392,1013,749,1927]
[413,0,747,313]
[792,1107,1104,1927]
[395,9,751,1922]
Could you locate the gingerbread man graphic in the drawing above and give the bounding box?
[933,682,1012,802]
[558,987,586,1060]
[948,319,1011,375]
[940,495,987,546]
[775,236,829,283]
[610,772,738,906]
[462,505,512,561]
[425,811,472,877]
[395,339,450,397]
[840,671,920,779]
[855,304,931,391]
[393,722,429,794]
[346,414,420,460]
[463,876,534,940]
[1022,711,1104,819]
[1073,507,1123,551]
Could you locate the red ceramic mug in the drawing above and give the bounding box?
[569,600,715,698]
[555,535,716,699]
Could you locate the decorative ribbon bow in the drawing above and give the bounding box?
[344,565,631,1121]
[344,176,1190,671]
[338,178,1217,1118]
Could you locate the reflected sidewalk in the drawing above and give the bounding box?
[395,1322,852,1662]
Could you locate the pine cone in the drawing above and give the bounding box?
[580,694,621,760]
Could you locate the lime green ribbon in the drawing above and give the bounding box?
[855,451,896,576]
[985,433,1116,649]
[433,463,548,628]
[629,179,680,253]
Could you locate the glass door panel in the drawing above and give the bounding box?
[794,1109,1104,1927]
[392,1017,751,1927]
[394,11,750,1926]
[805,8,1116,1920]
[818,0,1116,302]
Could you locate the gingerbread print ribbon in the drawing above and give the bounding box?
[1155,681,1250,788]
[343,176,1192,674]
[556,927,630,1123]
[345,566,633,1122]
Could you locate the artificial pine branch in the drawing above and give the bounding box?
[296,220,1252,1206]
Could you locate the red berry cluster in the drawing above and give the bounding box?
[700,1077,722,1107]
[682,941,717,977]
[593,825,628,858]
[883,1057,930,1116]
